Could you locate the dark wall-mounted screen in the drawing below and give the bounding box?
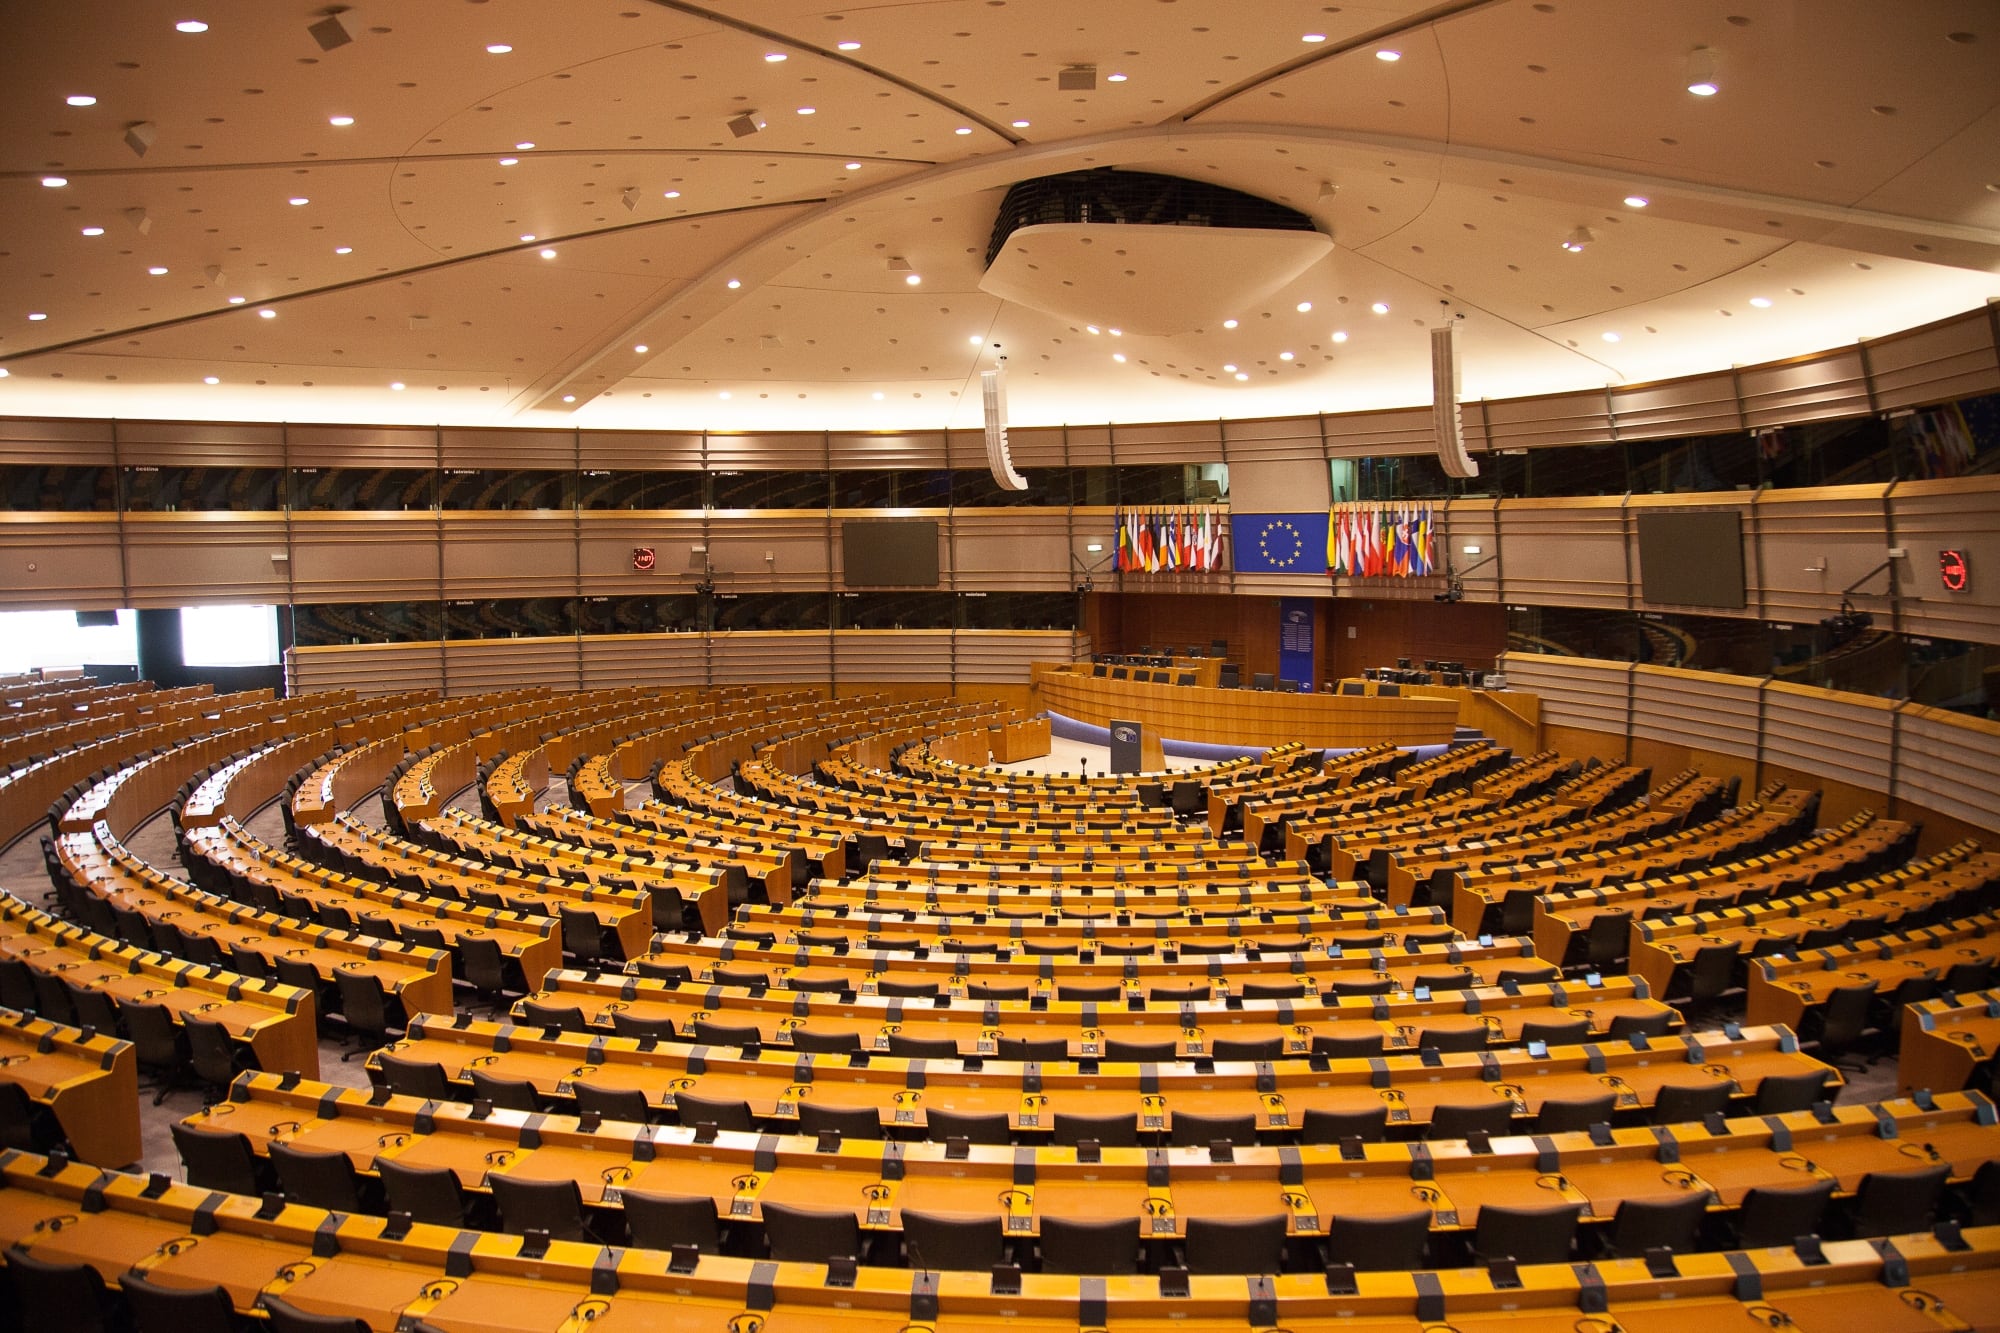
[841,519,940,587]
[1636,510,1746,609]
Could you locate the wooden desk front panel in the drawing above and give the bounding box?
[1034,667,1459,749]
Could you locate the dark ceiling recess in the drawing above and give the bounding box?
[984,169,1318,269]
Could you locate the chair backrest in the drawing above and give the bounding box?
[1471,1202,1581,1264]
[457,935,511,993]
[172,1120,267,1195]
[379,1157,470,1227]
[761,1200,860,1263]
[119,1270,241,1333]
[1051,1112,1138,1148]
[1848,1164,1950,1238]
[270,1141,364,1212]
[1037,1215,1138,1274]
[674,1091,755,1132]
[901,1209,1005,1271]
[1735,1178,1836,1247]
[120,999,189,1067]
[377,1051,453,1101]
[573,1080,655,1125]
[923,1107,1012,1145]
[1251,672,1275,691]
[1323,1209,1431,1271]
[262,1292,373,1333]
[468,1068,542,1113]
[5,1243,121,1333]
[886,1032,959,1060]
[622,1190,722,1252]
[798,1101,885,1141]
[490,1174,589,1242]
[1185,1213,1289,1275]
[1169,1110,1257,1149]
[1606,1193,1707,1257]
[1534,1093,1619,1134]
[1426,1100,1515,1141]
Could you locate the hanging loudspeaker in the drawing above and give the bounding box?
[1431,322,1480,479]
[981,366,1028,491]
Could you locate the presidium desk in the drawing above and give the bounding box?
[1031,664,1462,751]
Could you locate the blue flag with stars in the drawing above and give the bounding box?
[1232,512,1331,573]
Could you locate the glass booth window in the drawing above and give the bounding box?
[293,601,442,646]
[121,466,283,511]
[437,469,573,510]
[576,470,705,510]
[0,465,116,512]
[709,471,829,510]
[444,597,577,639]
[290,468,436,511]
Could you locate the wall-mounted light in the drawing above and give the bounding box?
[1461,543,1482,556]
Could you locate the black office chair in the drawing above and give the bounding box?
[1038,1215,1139,1274]
[491,1174,592,1242]
[1300,1105,1389,1144]
[333,970,402,1060]
[118,1271,243,1333]
[1608,1009,1676,1040]
[887,1032,960,1060]
[1057,983,1124,1003]
[4,1243,129,1333]
[260,1294,372,1333]
[518,999,587,1032]
[623,1190,724,1252]
[270,1141,375,1213]
[573,1080,655,1125]
[1104,1038,1179,1063]
[62,979,122,1037]
[1051,1112,1139,1148]
[876,979,941,1000]
[1802,981,1877,1067]
[1184,1214,1288,1275]
[1517,1018,1591,1049]
[378,1157,477,1227]
[902,1209,1006,1270]
[1752,1069,1831,1115]
[799,1101,884,1141]
[1210,1036,1283,1063]
[559,905,623,965]
[1845,1164,1950,1238]
[1169,1111,1257,1149]
[924,1107,1013,1145]
[691,1019,765,1050]
[608,1010,678,1041]
[184,1015,252,1098]
[1239,980,1307,1000]
[761,1200,861,1263]
[1148,983,1210,1003]
[173,1121,274,1196]
[674,1091,755,1132]
[376,1051,453,1102]
[789,1027,864,1056]
[997,1035,1069,1062]
[468,1068,543,1113]
[1415,1025,1487,1054]
[1325,977,1395,999]
[1600,1193,1707,1258]
[1534,1093,1618,1134]
[631,959,694,986]
[1426,1100,1515,1141]
[1251,673,1275,692]
[1470,1202,1581,1265]
[1650,1080,1734,1124]
[1311,1032,1386,1060]
[968,982,1033,1001]
[1732,1179,1836,1247]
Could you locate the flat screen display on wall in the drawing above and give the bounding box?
[841,519,941,587]
[1635,509,1747,609]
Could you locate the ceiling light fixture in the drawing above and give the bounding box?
[1601,331,1621,342]
[0,369,10,378]
[41,176,67,188]
[147,266,169,275]
[1106,72,1128,82]
[1561,226,1594,252]
[176,19,208,33]
[561,394,576,403]
[486,43,512,54]
[1750,296,1773,307]
[67,95,97,107]
[634,344,649,353]
[328,115,354,126]
[837,40,860,51]
[796,107,816,115]
[1223,363,1238,372]
[1108,328,1122,336]
[1221,318,1238,329]
[258,308,276,318]
[1685,46,1719,96]
[954,126,972,135]
[904,274,921,285]
[334,245,352,254]
[726,278,741,289]
[1011,120,1030,128]
[1234,372,1250,381]
[1375,48,1402,62]
[1280,351,1294,361]
[1332,330,1348,342]
[539,248,557,259]
[663,190,681,198]
[27,313,47,322]
[390,381,405,391]
[764,52,787,62]
[1112,353,1126,362]
[203,376,219,384]
[1370,302,1389,314]
[842,163,859,171]
[498,157,518,166]
[872,391,884,400]
[718,391,731,399]
[81,226,104,236]
[1623,195,1649,208]
[1302,33,1326,43]
[968,335,983,345]
[1086,325,1100,334]
[515,142,535,151]
[227,295,245,304]
[1296,301,1312,313]
[288,196,310,205]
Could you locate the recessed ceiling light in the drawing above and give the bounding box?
[539,248,557,259]
[1221,318,1238,329]
[203,376,219,384]
[227,295,245,304]
[1370,302,1389,314]
[1332,330,1348,342]
[1623,195,1649,208]
[872,391,884,399]
[1086,325,1100,334]
[486,43,512,54]
[514,142,535,150]
[328,115,354,126]
[1223,363,1238,372]
[1375,49,1401,62]
[796,107,815,116]
[726,278,741,289]
[175,19,208,33]
[634,344,649,353]
[842,163,860,171]
[81,226,104,236]
[1296,301,1312,313]
[904,273,921,285]
[561,394,576,403]
[663,190,682,198]
[1280,351,1294,361]
[498,157,518,166]
[1746,295,1772,308]
[288,196,309,205]
[1108,328,1122,336]
[1685,46,1719,96]
[390,382,406,391]
[1601,331,1621,342]
[1234,372,1250,381]
[147,266,169,275]
[257,308,276,318]
[968,335,983,345]
[1106,72,1128,82]
[41,177,67,188]
[66,95,97,107]
[764,52,788,62]
[837,41,861,51]
[334,246,352,254]
[0,369,9,378]
[718,391,731,399]
[1302,33,1326,43]
[520,234,537,243]
[1112,353,1126,362]
[1011,120,1030,128]
[954,126,972,135]
[27,313,47,322]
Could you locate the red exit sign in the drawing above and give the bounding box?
[1939,549,1969,593]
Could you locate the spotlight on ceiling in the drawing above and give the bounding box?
[1685,46,1720,96]
[1058,63,1097,91]
[308,8,354,52]
[123,121,157,158]
[727,111,767,138]
[1561,226,1595,253]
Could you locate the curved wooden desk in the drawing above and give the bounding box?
[1031,664,1459,749]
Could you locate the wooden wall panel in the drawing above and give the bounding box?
[440,513,578,598]
[1866,310,2000,412]
[289,513,441,603]
[1895,705,2000,835]
[1442,500,1501,601]
[1089,592,1278,682]
[1221,416,1323,466]
[1495,499,1629,609]
[1497,652,1631,737]
[1480,388,1614,450]
[0,417,116,466]
[831,630,954,683]
[951,511,1072,593]
[286,641,444,697]
[1111,419,1224,465]
[442,637,581,696]
[1608,372,1743,442]
[578,633,707,691]
[122,514,292,608]
[116,421,285,469]
[711,630,832,684]
[1322,407,1433,458]
[1750,486,1891,624]
[576,430,704,470]
[1006,426,1068,469]
[578,514,708,596]
[439,428,574,471]
[1324,599,1507,682]
[707,433,827,471]
[1737,348,1870,428]
[1629,667,1761,762]
[1889,475,2000,643]
[1759,682,1897,804]
[828,432,945,470]
[957,630,1079,684]
[1227,456,1329,514]
[284,424,438,469]
[711,513,831,593]
[0,514,126,610]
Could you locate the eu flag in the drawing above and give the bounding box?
[1232,512,1330,573]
